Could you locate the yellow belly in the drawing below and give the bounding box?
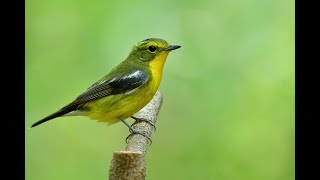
[82,85,154,125]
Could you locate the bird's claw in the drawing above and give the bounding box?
[131,116,156,132]
[126,129,152,145]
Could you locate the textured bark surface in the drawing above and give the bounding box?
[109,91,163,180]
[109,151,146,180]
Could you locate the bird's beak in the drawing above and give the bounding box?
[164,45,181,51]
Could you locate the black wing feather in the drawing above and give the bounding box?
[66,70,148,107]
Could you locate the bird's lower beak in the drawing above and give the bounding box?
[165,45,181,51]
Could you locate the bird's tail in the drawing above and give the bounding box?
[31,107,75,128]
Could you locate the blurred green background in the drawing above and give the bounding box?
[26,0,294,179]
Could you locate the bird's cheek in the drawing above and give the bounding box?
[139,52,154,62]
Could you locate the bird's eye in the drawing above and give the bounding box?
[148,46,157,52]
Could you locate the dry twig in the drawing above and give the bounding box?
[109,91,163,180]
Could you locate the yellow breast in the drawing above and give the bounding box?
[149,51,169,92]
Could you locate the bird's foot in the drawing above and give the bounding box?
[126,128,152,145]
[119,117,152,145]
[131,116,156,132]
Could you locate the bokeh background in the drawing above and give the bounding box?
[26,0,295,179]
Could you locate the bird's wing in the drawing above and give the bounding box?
[63,69,149,109]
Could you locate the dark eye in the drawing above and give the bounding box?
[148,46,157,52]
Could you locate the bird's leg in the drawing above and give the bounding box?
[119,117,152,144]
[131,116,156,132]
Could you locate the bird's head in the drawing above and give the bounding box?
[128,38,181,63]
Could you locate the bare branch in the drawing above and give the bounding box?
[109,91,163,180]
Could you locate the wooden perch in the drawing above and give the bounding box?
[109,91,163,180]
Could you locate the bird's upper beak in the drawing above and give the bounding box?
[164,45,181,51]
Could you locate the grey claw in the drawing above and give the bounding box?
[131,116,156,132]
[125,129,152,145]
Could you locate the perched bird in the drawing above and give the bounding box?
[31,38,181,138]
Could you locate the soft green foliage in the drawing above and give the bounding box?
[26,0,294,179]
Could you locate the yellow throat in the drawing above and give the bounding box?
[149,51,169,90]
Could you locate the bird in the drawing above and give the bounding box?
[31,38,181,140]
